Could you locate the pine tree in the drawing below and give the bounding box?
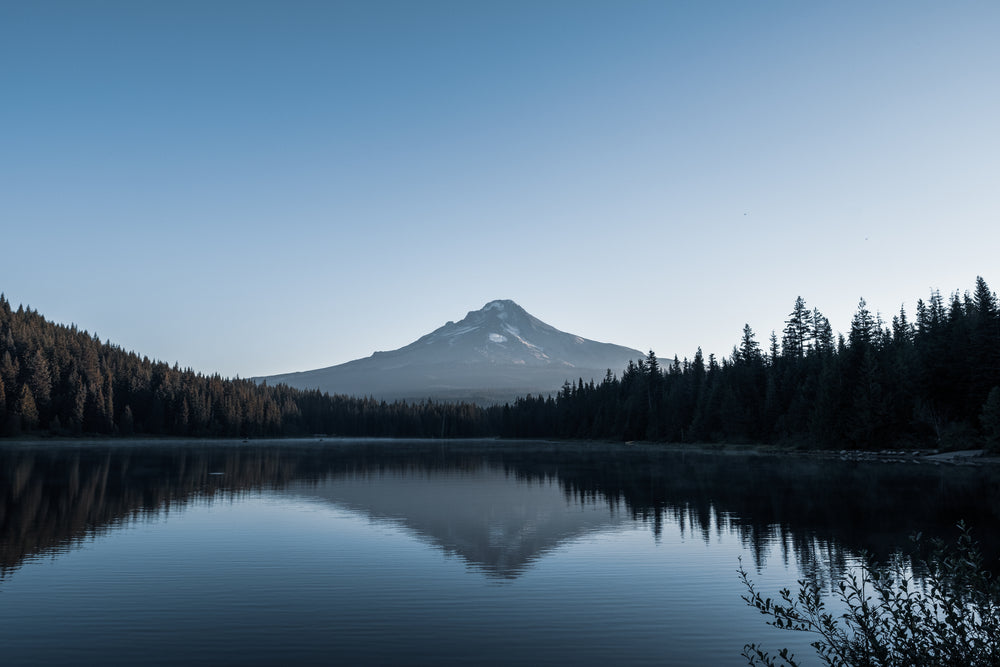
[849,298,876,350]
[174,396,190,436]
[646,350,661,409]
[120,404,135,436]
[68,373,86,434]
[692,347,706,383]
[916,298,929,337]
[26,349,52,410]
[16,384,39,431]
[768,332,779,364]
[781,296,810,358]
[0,351,18,396]
[812,309,834,355]
[891,304,912,346]
[970,276,1000,405]
[929,289,946,329]
[737,324,762,366]
[972,276,998,321]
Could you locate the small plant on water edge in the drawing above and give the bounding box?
[738,522,1000,666]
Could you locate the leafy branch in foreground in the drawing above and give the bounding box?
[739,523,1000,666]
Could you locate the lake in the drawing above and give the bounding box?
[1,439,998,666]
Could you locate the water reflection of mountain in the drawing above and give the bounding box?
[2,440,999,580]
[289,470,630,578]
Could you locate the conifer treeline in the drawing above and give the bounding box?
[495,277,1000,450]
[2,277,999,449]
[0,296,488,438]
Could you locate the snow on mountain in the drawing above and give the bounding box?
[256,300,644,404]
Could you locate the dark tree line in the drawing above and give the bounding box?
[0,295,490,439]
[3,276,999,450]
[495,277,1000,450]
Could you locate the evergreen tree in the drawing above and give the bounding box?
[120,404,135,436]
[811,308,834,355]
[781,296,810,358]
[691,347,706,384]
[0,351,18,397]
[891,304,912,346]
[972,276,998,321]
[849,298,876,350]
[26,348,52,414]
[970,276,1000,405]
[16,384,39,431]
[737,324,762,366]
[67,373,86,435]
[915,298,929,337]
[929,289,947,329]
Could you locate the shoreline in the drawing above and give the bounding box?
[618,440,1000,466]
[3,433,999,466]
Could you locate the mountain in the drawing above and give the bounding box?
[256,300,644,403]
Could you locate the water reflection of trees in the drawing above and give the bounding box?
[520,446,1000,583]
[2,441,997,581]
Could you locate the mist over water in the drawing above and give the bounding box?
[2,439,997,665]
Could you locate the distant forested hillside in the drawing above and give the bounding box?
[3,277,999,450]
[0,295,488,438]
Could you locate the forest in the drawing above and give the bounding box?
[0,295,488,439]
[1,276,999,450]
[499,277,1000,450]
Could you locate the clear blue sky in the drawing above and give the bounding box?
[3,1,998,378]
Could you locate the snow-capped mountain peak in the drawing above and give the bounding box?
[257,299,643,403]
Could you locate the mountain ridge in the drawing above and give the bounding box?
[256,299,643,403]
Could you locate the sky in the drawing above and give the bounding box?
[2,1,998,378]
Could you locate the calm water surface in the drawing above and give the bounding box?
[1,439,998,666]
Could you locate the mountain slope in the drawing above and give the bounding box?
[258,300,643,403]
